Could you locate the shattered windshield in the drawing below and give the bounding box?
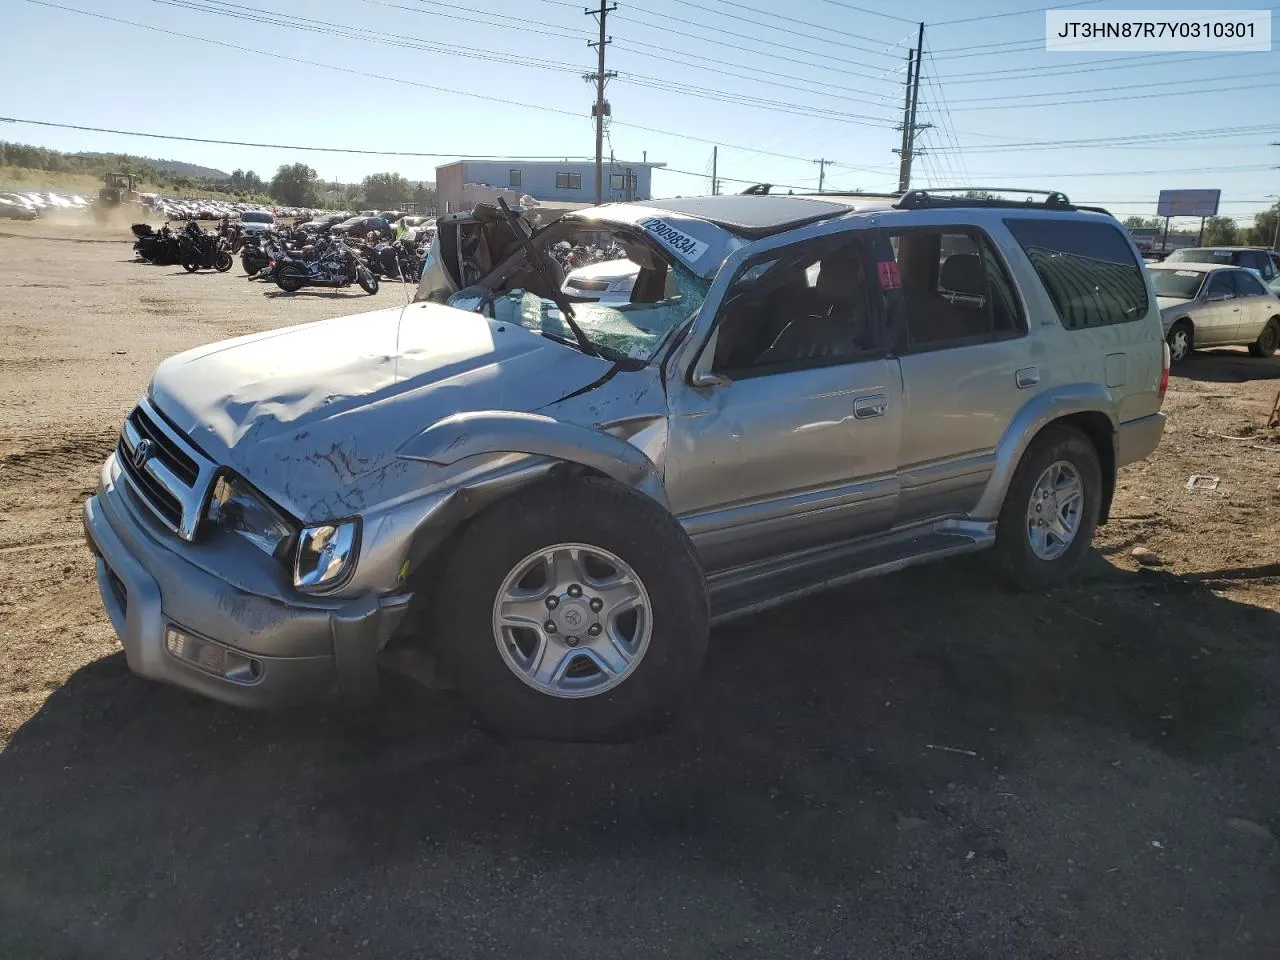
[448,257,709,364]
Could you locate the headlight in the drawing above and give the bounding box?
[205,473,296,559]
[294,520,359,590]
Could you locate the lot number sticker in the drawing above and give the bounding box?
[639,217,710,263]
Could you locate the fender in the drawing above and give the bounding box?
[396,410,670,510]
[972,383,1118,521]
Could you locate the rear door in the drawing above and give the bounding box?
[882,222,1034,522]
[1230,268,1276,342]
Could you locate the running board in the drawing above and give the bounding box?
[707,524,995,626]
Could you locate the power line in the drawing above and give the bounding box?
[934,0,1107,28]
[931,163,1274,179]
[923,124,1280,152]
[816,0,915,25]
[943,69,1280,105]
[19,0,848,164]
[946,78,1279,110]
[0,117,598,159]
[695,0,911,48]
[622,0,905,61]
[941,52,1239,82]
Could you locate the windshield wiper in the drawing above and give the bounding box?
[495,197,600,358]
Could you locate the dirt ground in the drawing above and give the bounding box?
[0,219,1277,960]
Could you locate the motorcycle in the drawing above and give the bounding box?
[132,223,182,266]
[274,237,379,295]
[370,236,424,283]
[178,222,233,273]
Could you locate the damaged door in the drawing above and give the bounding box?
[665,230,902,572]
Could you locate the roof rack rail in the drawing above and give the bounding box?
[896,188,1077,211]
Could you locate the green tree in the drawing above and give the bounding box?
[1245,200,1280,248]
[362,172,411,209]
[1123,216,1164,230]
[412,181,437,215]
[270,163,320,206]
[1201,216,1239,246]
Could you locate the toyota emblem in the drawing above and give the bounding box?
[132,438,152,469]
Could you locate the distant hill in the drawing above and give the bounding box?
[71,153,229,181]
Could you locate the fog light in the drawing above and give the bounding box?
[165,625,263,684]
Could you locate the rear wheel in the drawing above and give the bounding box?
[275,264,306,292]
[1166,320,1193,365]
[1248,317,1279,358]
[431,477,709,742]
[993,425,1102,591]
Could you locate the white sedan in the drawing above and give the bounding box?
[1148,261,1280,364]
[560,258,641,304]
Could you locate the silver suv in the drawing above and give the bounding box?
[83,189,1169,740]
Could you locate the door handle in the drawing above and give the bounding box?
[1015,366,1040,389]
[853,394,888,419]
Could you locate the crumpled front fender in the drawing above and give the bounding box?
[396,410,669,510]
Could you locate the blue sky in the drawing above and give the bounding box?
[3,0,1277,224]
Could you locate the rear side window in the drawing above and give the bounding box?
[1233,270,1269,296]
[1004,218,1149,329]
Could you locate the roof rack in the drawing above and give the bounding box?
[895,187,1112,216]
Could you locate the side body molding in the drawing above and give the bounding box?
[397,410,670,509]
[972,383,1118,521]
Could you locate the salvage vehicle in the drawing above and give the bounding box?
[1147,261,1280,363]
[84,189,1168,741]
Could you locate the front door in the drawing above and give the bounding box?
[1198,270,1241,346]
[665,230,901,572]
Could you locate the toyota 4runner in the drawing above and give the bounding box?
[83,188,1169,740]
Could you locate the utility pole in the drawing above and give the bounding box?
[586,1,617,206]
[812,158,833,193]
[894,22,932,192]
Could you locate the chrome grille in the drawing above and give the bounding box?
[115,398,216,541]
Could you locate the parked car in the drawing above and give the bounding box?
[561,258,642,303]
[0,196,38,220]
[84,189,1168,741]
[1163,246,1280,289]
[1147,261,1280,363]
[236,209,276,237]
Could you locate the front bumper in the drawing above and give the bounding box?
[83,455,410,708]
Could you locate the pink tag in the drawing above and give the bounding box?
[877,261,901,289]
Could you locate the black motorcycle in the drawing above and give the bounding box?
[274,237,378,294]
[370,237,423,283]
[179,222,233,273]
[132,223,182,265]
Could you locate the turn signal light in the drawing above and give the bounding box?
[1159,341,1171,400]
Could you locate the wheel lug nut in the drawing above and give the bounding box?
[567,584,582,598]
[566,636,579,647]
[588,624,602,637]
[589,597,603,612]
[544,621,557,634]
[545,595,559,609]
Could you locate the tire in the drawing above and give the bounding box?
[993,424,1102,592]
[182,258,200,273]
[358,270,379,295]
[275,264,306,293]
[1166,320,1193,365]
[215,251,233,272]
[1248,317,1279,358]
[430,476,710,742]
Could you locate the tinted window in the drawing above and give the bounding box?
[1205,272,1235,298]
[884,228,1026,349]
[1233,270,1269,296]
[711,237,876,374]
[1004,218,1148,329]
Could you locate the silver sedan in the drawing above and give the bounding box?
[1148,262,1280,363]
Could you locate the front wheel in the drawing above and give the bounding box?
[1248,317,1279,358]
[430,477,709,742]
[1166,320,1193,365]
[993,425,1102,592]
[358,270,379,295]
[182,257,200,273]
[215,251,233,272]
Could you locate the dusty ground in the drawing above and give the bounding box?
[0,219,1277,960]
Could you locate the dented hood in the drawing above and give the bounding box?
[148,301,611,519]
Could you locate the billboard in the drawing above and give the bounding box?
[1157,189,1220,218]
